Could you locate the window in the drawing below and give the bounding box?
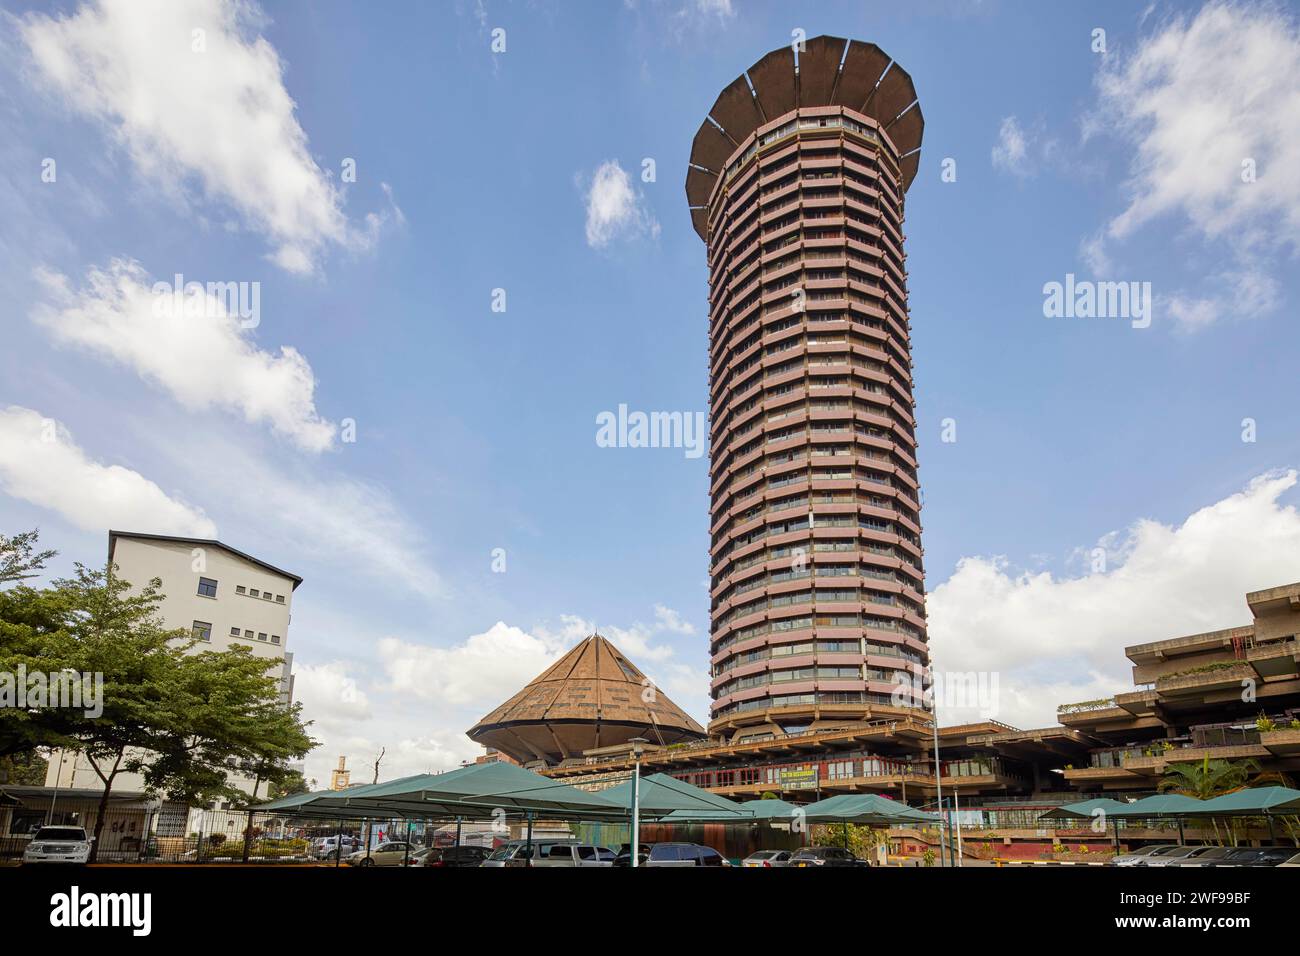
[257,632,268,642]
[229,627,240,636]
[249,589,260,598]
[262,592,272,601]
[236,586,246,595]
[271,635,281,645]
[191,621,212,642]
[276,594,285,603]
[197,577,218,598]
[244,630,254,639]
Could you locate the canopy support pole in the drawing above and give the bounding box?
[404,819,412,867]
[455,816,462,847]
[1177,818,1185,846]
[334,818,343,868]
[1267,814,1277,845]
[525,811,534,868]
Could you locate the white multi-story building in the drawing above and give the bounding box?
[44,531,302,801]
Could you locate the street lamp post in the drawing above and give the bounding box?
[629,737,647,869]
[931,706,947,867]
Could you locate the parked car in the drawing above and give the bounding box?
[1277,851,1300,867]
[612,843,653,867]
[1111,845,1170,866]
[532,843,616,867]
[345,841,414,867]
[419,845,491,868]
[1174,846,1239,867]
[404,847,436,867]
[312,835,357,860]
[482,839,579,867]
[1216,846,1296,867]
[790,847,868,868]
[611,842,728,867]
[22,826,92,865]
[743,850,792,868]
[1142,845,1204,867]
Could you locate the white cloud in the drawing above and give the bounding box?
[1163,266,1280,333]
[183,437,443,601]
[669,0,735,34]
[654,603,696,635]
[991,115,1029,174]
[1089,1,1300,326]
[293,660,373,732]
[0,405,215,536]
[583,160,660,248]
[33,258,336,452]
[378,621,567,709]
[377,607,707,717]
[18,0,371,274]
[928,471,1300,729]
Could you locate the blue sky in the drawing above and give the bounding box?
[2,0,1299,784]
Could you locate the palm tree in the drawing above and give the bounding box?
[1158,756,1258,801]
[1159,757,1290,846]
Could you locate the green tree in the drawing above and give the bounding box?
[0,530,75,760]
[34,560,316,861]
[41,561,186,860]
[1158,756,1260,800]
[0,750,50,785]
[0,530,57,586]
[267,768,310,802]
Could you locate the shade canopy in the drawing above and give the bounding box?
[1037,798,1132,823]
[1107,794,1206,818]
[255,762,627,821]
[1187,786,1300,816]
[658,798,808,824]
[602,772,746,818]
[739,798,807,821]
[803,793,937,824]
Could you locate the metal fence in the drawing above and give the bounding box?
[2,807,443,864]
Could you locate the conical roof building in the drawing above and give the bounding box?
[467,634,707,766]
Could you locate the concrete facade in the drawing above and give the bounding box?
[42,532,302,800]
[688,37,929,737]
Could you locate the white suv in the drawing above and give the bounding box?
[23,826,93,865]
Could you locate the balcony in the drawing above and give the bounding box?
[1155,661,1255,697]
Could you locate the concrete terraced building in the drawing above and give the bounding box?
[686,36,929,737]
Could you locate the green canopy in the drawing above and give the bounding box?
[254,788,337,812]
[1037,797,1132,822]
[739,798,807,821]
[1186,785,1300,816]
[659,798,813,824]
[257,763,627,821]
[1107,793,1205,818]
[602,772,746,818]
[803,793,936,824]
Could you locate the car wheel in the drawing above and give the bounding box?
[359,857,374,867]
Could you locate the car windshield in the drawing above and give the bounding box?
[487,845,516,861]
[33,827,86,842]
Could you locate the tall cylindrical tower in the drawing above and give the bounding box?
[686,36,929,739]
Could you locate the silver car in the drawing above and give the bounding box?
[1140,846,1202,867]
[1175,846,1236,867]
[743,850,792,868]
[482,839,580,867]
[1111,844,1172,867]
